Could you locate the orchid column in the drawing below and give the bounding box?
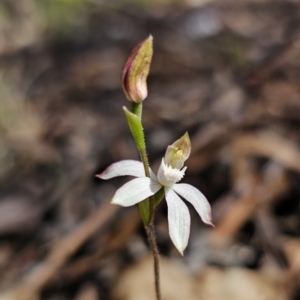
[97,36,213,300]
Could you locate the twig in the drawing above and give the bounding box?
[1,204,119,300]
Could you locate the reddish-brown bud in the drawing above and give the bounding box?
[121,35,153,103]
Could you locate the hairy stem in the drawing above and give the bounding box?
[131,102,162,300]
[139,142,161,300]
[132,102,143,118]
[139,148,150,179]
[145,223,161,300]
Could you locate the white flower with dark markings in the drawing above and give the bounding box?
[97,133,213,255]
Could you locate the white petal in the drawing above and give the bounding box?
[97,160,145,179]
[149,169,158,182]
[112,177,161,207]
[172,183,213,226]
[165,188,190,255]
[157,158,186,187]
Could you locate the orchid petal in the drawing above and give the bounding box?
[157,158,186,187]
[165,187,190,255]
[149,169,157,182]
[172,183,213,226]
[111,177,161,207]
[97,160,145,179]
[164,132,191,168]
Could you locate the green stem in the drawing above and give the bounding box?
[130,102,161,300]
[132,102,143,118]
[139,148,151,182]
[145,223,162,300]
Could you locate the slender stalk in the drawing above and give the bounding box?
[145,223,162,300]
[132,102,143,118]
[139,143,162,300]
[131,102,162,300]
[139,148,150,178]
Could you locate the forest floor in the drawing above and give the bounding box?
[1,0,300,299]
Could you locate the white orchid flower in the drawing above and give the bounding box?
[97,133,213,255]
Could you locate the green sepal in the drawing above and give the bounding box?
[123,106,146,151]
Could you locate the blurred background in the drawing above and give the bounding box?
[1,0,300,299]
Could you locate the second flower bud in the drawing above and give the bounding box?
[121,35,153,103]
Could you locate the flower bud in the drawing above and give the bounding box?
[164,132,191,169]
[121,35,153,103]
